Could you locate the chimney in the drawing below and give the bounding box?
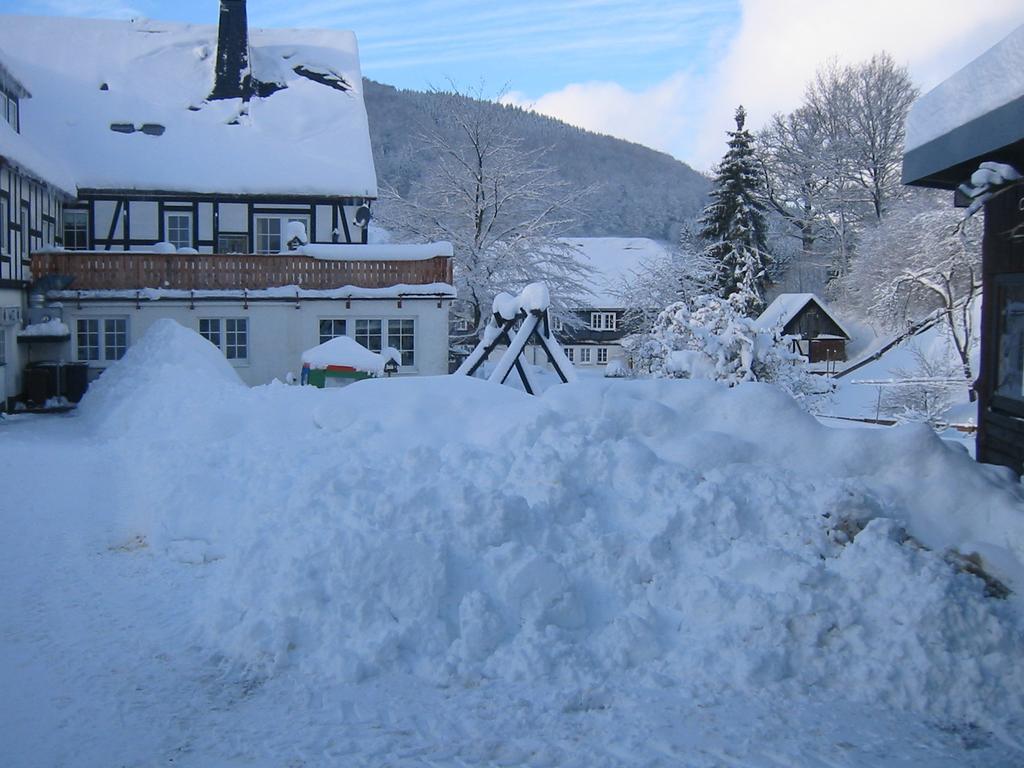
[210,0,251,101]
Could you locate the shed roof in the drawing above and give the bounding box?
[0,15,377,198]
[903,24,1024,189]
[756,293,851,339]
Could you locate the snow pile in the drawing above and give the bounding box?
[77,319,247,437]
[17,319,70,337]
[301,335,399,374]
[88,371,1024,733]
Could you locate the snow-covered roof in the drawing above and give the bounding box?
[903,24,1024,187]
[562,237,671,308]
[757,293,851,339]
[0,15,377,198]
[0,114,77,196]
[302,335,398,373]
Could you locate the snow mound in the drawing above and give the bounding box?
[142,377,1024,733]
[78,319,246,437]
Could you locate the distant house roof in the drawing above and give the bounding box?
[756,293,851,339]
[903,24,1024,189]
[561,237,672,308]
[0,15,377,198]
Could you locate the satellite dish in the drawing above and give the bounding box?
[353,205,371,228]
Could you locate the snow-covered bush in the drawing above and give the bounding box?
[625,293,825,409]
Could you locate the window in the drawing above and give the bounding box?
[0,327,6,365]
[590,312,616,331]
[566,347,574,363]
[165,212,192,249]
[199,318,221,349]
[319,318,347,345]
[388,319,415,367]
[200,317,248,360]
[4,94,18,132]
[255,214,310,254]
[217,233,248,254]
[77,318,127,362]
[0,197,7,255]
[355,319,382,352]
[997,283,1024,402]
[0,91,7,129]
[551,316,563,332]
[579,347,592,364]
[597,347,608,364]
[63,209,89,250]
[225,318,247,360]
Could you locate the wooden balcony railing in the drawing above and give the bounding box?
[31,251,453,291]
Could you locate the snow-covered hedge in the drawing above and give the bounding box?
[625,294,825,408]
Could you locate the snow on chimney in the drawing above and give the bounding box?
[210,0,251,101]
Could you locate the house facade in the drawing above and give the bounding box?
[0,4,453,405]
[902,24,1024,472]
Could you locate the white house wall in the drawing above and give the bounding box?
[0,285,23,405]
[59,296,451,387]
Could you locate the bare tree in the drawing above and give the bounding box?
[757,53,918,285]
[376,84,593,336]
[842,190,982,399]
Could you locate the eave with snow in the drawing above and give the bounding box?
[901,23,1024,474]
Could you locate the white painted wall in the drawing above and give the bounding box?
[58,296,452,387]
[0,286,24,405]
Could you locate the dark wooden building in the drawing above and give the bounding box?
[756,293,850,364]
[902,25,1024,473]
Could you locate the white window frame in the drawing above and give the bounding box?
[199,317,249,362]
[63,209,89,250]
[255,214,310,254]
[318,318,347,345]
[387,318,416,368]
[354,318,383,353]
[0,196,7,257]
[579,347,592,364]
[76,317,128,363]
[566,347,574,363]
[590,312,616,331]
[597,347,608,364]
[164,211,193,250]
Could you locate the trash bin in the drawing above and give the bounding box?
[61,362,90,403]
[24,361,61,404]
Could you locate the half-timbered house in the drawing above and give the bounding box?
[902,23,1024,472]
[0,2,455,402]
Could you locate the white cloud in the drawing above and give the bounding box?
[509,0,1024,171]
[502,72,699,159]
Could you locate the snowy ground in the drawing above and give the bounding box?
[3,320,1024,767]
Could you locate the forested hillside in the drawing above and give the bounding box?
[363,79,710,242]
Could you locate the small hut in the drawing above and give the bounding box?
[902,24,1024,473]
[756,293,851,363]
[300,336,400,388]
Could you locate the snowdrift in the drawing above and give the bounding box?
[85,330,1024,732]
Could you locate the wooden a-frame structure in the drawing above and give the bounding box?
[455,305,576,395]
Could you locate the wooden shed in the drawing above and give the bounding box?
[902,24,1024,473]
[756,293,851,363]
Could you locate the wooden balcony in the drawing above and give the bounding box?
[31,250,453,291]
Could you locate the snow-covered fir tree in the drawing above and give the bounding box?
[699,106,771,316]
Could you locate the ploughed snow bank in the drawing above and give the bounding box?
[88,321,1024,732]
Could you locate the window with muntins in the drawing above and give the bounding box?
[77,318,127,362]
[63,209,89,250]
[355,319,382,352]
[566,347,574,362]
[597,347,608,364]
[217,233,248,254]
[255,215,310,254]
[165,212,192,249]
[199,318,221,349]
[388,319,415,366]
[579,347,592,363]
[590,312,616,331]
[225,318,248,360]
[319,318,347,345]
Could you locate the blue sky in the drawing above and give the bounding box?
[3,0,1023,169]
